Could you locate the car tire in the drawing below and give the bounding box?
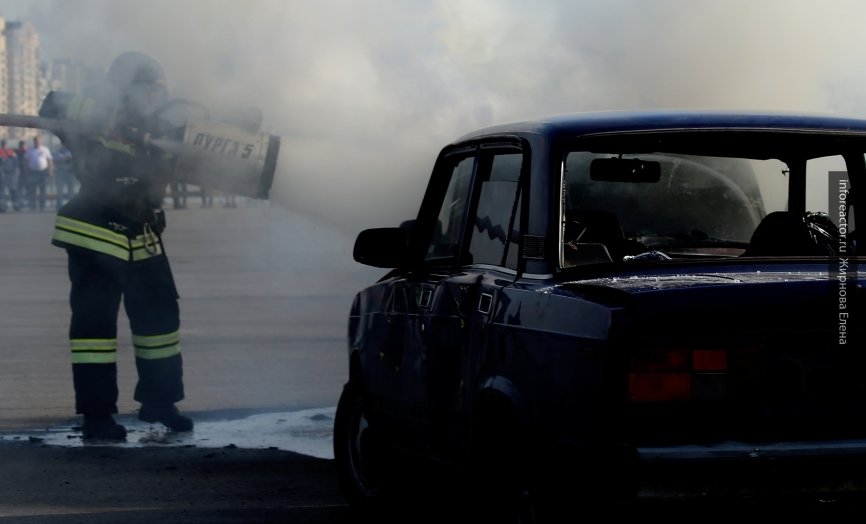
[333,381,389,516]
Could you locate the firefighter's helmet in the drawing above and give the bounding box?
[107,52,165,90]
[106,52,169,118]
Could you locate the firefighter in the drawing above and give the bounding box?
[49,52,192,439]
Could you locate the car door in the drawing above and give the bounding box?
[369,147,476,447]
[409,142,526,457]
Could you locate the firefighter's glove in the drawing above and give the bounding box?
[150,209,167,235]
[137,207,165,235]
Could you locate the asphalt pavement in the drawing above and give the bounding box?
[0,442,350,523]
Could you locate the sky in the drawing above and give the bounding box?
[2,0,866,232]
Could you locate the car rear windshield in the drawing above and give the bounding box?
[561,131,860,266]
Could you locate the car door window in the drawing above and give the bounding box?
[426,155,475,263]
[425,147,524,269]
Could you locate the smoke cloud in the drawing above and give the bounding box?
[3,0,866,232]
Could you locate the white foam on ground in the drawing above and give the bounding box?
[0,407,337,459]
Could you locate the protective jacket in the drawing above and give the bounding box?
[51,129,172,258]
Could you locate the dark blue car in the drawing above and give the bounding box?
[334,110,864,520]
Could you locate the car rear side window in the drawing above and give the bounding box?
[468,152,523,269]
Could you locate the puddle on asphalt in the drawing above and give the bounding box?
[0,407,336,459]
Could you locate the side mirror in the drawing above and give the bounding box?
[590,157,661,183]
[353,226,410,268]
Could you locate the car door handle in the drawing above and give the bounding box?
[418,287,433,309]
[478,292,493,315]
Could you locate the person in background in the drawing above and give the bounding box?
[200,186,213,208]
[170,180,187,209]
[24,136,53,212]
[53,143,76,208]
[0,142,5,213]
[16,140,29,210]
[0,139,20,212]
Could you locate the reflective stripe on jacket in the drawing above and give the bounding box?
[52,215,163,262]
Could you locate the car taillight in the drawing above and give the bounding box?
[628,372,692,402]
[628,348,728,402]
[693,349,727,372]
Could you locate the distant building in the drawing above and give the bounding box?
[0,17,7,115]
[0,16,95,141]
[5,20,40,116]
[3,19,40,139]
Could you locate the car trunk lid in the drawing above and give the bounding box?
[565,267,865,444]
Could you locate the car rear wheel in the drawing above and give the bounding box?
[333,382,386,513]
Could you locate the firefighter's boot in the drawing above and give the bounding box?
[138,404,193,432]
[82,415,127,440]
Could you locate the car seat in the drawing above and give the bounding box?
[743,211,834,256]
[564,209,626,264]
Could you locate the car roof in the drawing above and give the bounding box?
[454,109,866,142]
